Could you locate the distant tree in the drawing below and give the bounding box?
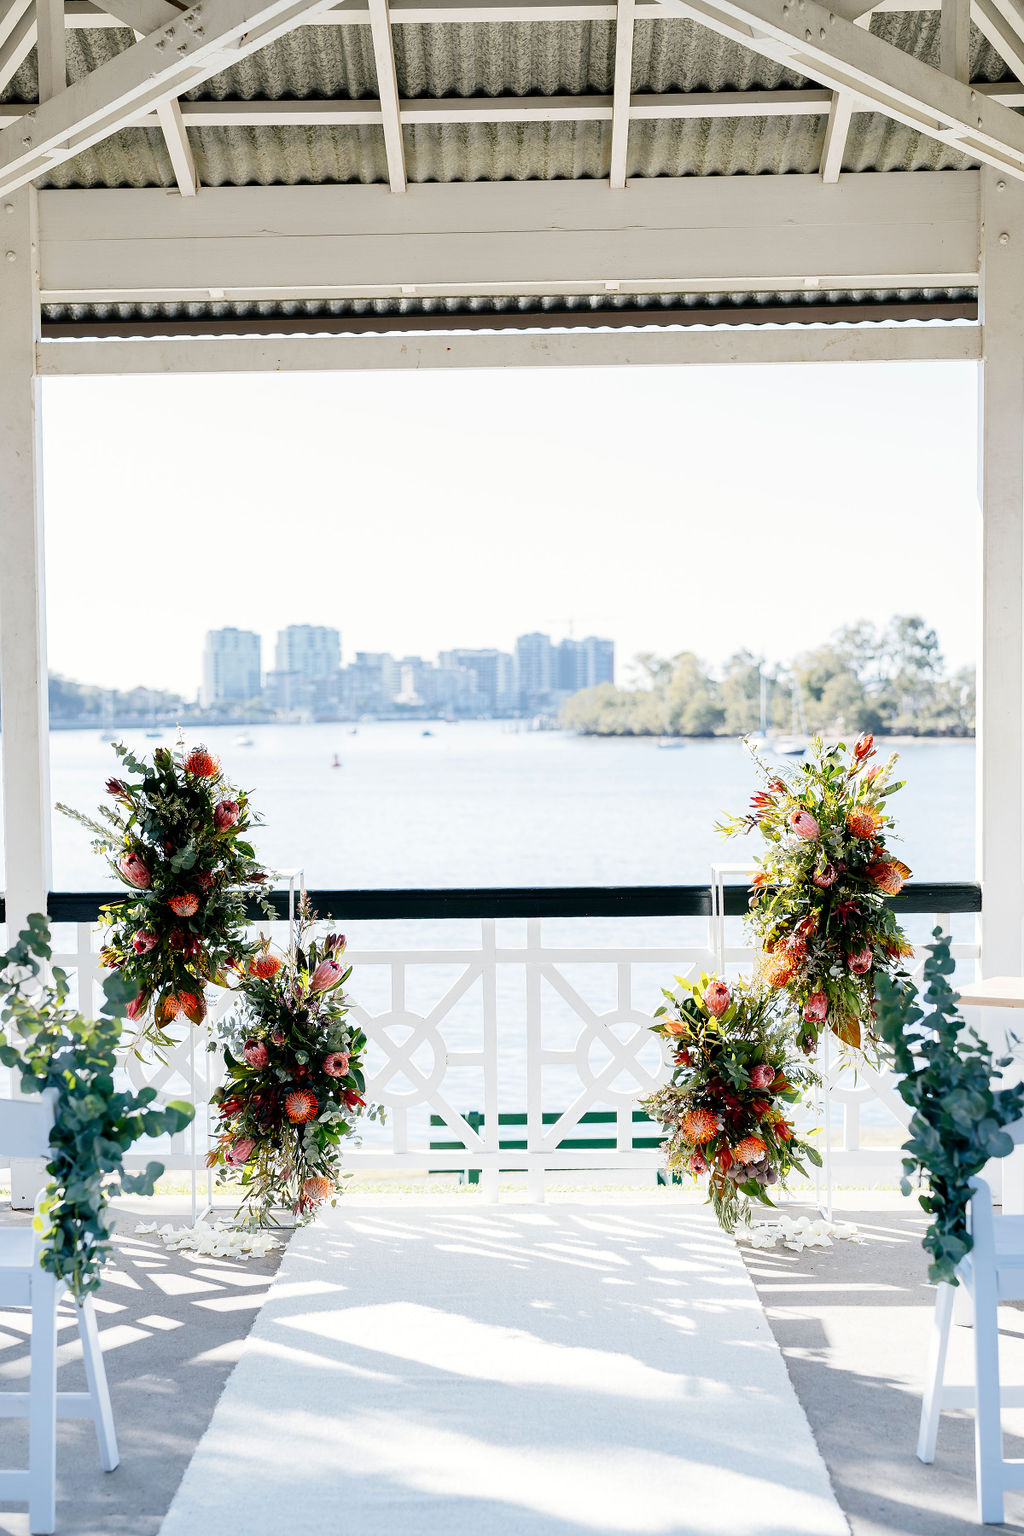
[720,651,766,736]
[664,653,724,736]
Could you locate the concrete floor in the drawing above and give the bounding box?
[1,1189,1023,1535]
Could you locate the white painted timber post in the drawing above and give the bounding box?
[0,187,53,1208]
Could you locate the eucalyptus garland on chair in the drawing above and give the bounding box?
[208,901,384,1226]
[58,741,272,1053]
[0,915,194,1298]
[718,733,913,1053]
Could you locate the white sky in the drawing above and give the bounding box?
[41,357,980,696]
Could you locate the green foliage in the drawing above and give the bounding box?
[0,916,194,1299]
[874,932,1024,1285]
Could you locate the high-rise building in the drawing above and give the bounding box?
[514,632,555,710]
[274,624,341,681]
[582,635,615,688]
[201,628,262,707]
[438,649,516,713]
[556,638,587,694]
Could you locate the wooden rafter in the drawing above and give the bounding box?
[367,0,406,192]
[609,0,635,189]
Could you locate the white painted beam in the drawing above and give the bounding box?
[34,323,982,375]
[972,0,1024,84]
[657,0,1024,181]
[977,166,1024,984]
[609,0,635,189]
[367,0,406,193]
[92,0,180,26]
[154,96,198,193]
[60,0,949,19]
[0,190,53,935]
[0,7,35,92]
[942,0,971,80]
[36,0,67,100]
[35,172,981,302]
[820,90,853,181]
[0,0,345,195]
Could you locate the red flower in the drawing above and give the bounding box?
[750,1063,776,1090]
[853,732,875,763]
[688,1152,709,1175]
[214,799,239,831]
[126,991,147,1021]
[812,862,838,889]
[285,1088,319,1124]
[323,1051,350,1078]
[118,852,150,889]
[168,893,199,917]
[184,748,219,778]
[343,1090,365,1110]
[243,1039,269,1068]
[848,948,873,976]
[225,1137,255,1168]
[250,954,282,980]
[105,777,126,796]
[132,929,158,954]
[803,991,829,1022]
[177,990,207,1023]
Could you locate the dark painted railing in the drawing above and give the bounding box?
[30,880,982,924]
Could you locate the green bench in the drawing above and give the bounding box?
[429,1109,681,1185]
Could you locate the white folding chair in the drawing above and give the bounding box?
[918,1120,1024,1524]
[0,1090,119,1534]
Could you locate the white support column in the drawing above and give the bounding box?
[0,188,53,1209]
[977,166,1024,996]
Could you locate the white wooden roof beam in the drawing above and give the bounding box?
[0,0,344,195]
[820,89,854,180]
[61,0,943,21]
[942,0,971,79]
[36,0,67,99]
[367,0,406,192]
[0,3,35,92]
[972,0,1024,84]
[655,0,1024,180]
[35,171,980,303]
[609,0,635,188]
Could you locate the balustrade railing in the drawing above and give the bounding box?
[0,882,983,1200]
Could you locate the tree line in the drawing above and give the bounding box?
[560,616,975,739]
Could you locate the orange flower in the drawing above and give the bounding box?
[847,805,883,839]
[301,1175,333,1205]
[775,1121,794,1142]
[683,1108,721,1144]
[867,859,905,896]
[662,1017,687,1036]
[285,1088,319,1124]
[184,748,219,778]
[168,893,200,917]
[732,1136,767,1165]
[250,953,282,980]
[177,990,207,1024]
[761,951,798,988]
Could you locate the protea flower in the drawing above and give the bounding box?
[250,953,282,980]
[184,748,219,778]
[812,862,838,889]
[118,852,150,889]
[301,1175,333,1205]
[867,859,905,895]
[848,947,873,975]
[732,1136,767,1165]
[105,777,126,796]
[214,799,239,831]
[853,732,875,763]
[683,1107,721,1144]
[802,991,829,1022]
[132,929,158,954]
[687,1152,708,1175]
[662,1016,687,1035]
[323,1051,350,1077]
[750,1063,776,1089]
[126,991,148,1021]
[168,893,199,917]
[309,958,345,994]
[847,805,882,839]
[243,1039,269,1068]
[225,1137,255,1168]
[285,1088,319,1124]
[703,980,731,1017]
[762,951,798,988]
[789,808,820,840]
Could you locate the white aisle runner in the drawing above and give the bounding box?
[159,1203,848,1536]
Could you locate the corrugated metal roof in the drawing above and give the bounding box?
[1,11,1015,189]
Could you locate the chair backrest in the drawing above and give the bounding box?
[0,1089,57,1159]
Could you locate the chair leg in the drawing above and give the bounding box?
[918,1281,956,1463]
[972,1268,1005,1525]
[76,1298,119,1472]
[28,1277,58,1536]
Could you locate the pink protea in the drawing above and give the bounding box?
[118,852,150,889]
[687,1151,709,1176]
[214,799,239,831]
[225,1137,255,1168]
[243,1039,269,1068]
[132,929,158,955]
[750,1063,776,1090]
[789,809,820,841]
[126,991,147,1021]
[309,958,345,995]
[802,991,829,1022]
[812,862,838,889]
[703,980,731,1018]
[848,947,873,975]
[323,1051,350,1078]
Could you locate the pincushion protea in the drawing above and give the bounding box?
[867,858,908,896]
[168,893,200,917]
[847,804,883,839]
[250,952,282,980]
[284,1088,319,1124]
[732,1136,767,1165]
[183,748,219,778]
[683,1107,721,1144]
[761,951,798,988]
[301,1175,333,1205]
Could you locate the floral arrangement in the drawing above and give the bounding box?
[0,915,194,1298]
[875,934,1024,1285]
[208,903,383,1225]
[58,741,270,1052]
[718,734,912,1052]
[639,973,822,1232]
